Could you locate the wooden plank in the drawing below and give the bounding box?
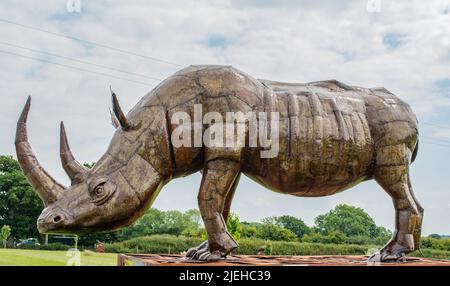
[117,254,450,266]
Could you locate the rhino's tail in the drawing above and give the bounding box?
[411,138,419,164]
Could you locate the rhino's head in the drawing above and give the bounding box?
[15,96,163,234]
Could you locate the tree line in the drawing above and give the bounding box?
[76,204,392,247]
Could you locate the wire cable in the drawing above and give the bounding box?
[0,41,163,81]
[421,140,450,148]
[421,135,450,145]
[420,121,450,130]
[0,18,184,67]
[0,49,155,86]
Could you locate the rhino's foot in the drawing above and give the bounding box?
[188,249,224,261]
[185,234,238,261]
[185,240,208,258]
[367,241,411,263]
[185,241,225,261]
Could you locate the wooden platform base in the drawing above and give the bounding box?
[117,254,450,266]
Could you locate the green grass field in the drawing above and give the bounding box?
[0,249,117,266]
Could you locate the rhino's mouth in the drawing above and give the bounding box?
[36,206,75,234]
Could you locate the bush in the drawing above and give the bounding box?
[17,243,72,251]
[105,235,203,254]
[302,232,391,246]
[256,223,297,241]
[181,227,205,238]
[421,237,450,251]
[227,213,243,240]
[237,237,375,256]
[302,232,346,244]
[410,248,450,260]
[267,215,310,238]
[241,225,258,238]
[344,235,390,246]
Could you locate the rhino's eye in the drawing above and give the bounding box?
[91,182,114,205]
[94,186,104,196]
[89,177,116,205]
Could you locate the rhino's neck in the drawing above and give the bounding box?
[133,106,174,180]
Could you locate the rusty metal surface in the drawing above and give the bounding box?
[117,254,450,266]
[16,65,423,262]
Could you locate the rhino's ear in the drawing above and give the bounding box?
[110,87,131,131]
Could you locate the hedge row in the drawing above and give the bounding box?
[104,235,450,259]
[105,235,202,254]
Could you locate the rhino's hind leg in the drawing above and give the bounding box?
[408,178,424,250]
[370,144,424,262]
[185,173,241,259]
[187,159,240,261]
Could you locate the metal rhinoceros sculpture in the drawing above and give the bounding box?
[15,65,422,262]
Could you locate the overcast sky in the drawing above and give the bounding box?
[0,0,449,235]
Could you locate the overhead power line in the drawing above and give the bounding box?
[0,49,155,86]
[421,140,450,148]
[420,121,450,130]
[0,18,184,68]
[421,135,450,145]
[0,41,162,81]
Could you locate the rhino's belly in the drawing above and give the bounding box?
[243,139,374,197]
[242,89,375,197]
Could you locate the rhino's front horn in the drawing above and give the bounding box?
[15,96,65,206]
[60,122,88,184]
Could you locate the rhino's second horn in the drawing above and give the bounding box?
[60,122,88,184]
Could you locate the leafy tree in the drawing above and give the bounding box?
[325,230,347,244]
[257,222,297,241]
[226,213,242,240]
[302,230,347,244]
[1,225,11,248]
[118,208,163,238]
[241,222,259,238]
[83,162,96,169]
[116,209,201,239]
[0,156,21,173]
[0,155,43,241]
[160,210,194,235]
[301,232,323,243]
[269,215,310,238]
[181,226,205,238]
[181,209,203,238]
[374,226,391,239]
[184,209,202,227]
[314,204,389,238]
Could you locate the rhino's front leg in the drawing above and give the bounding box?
[186,173,241,259]
[187,159,240,261]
